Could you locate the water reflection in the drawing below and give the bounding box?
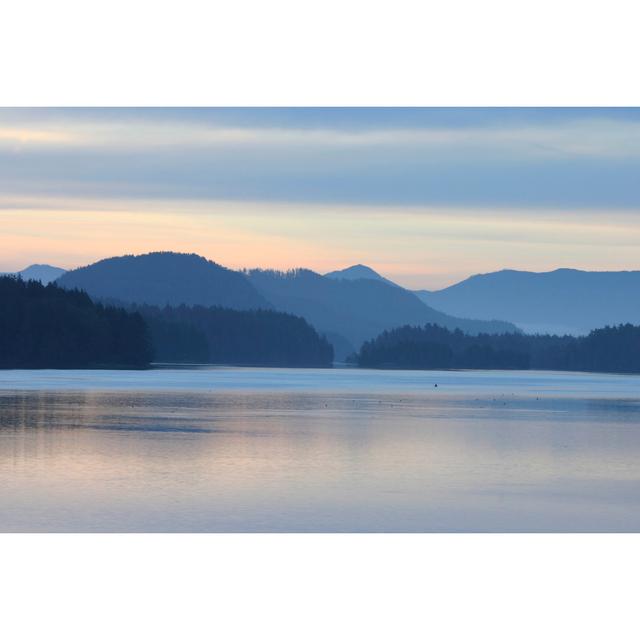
[1,370,640,532]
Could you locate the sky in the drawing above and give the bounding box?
[2,107,640,289]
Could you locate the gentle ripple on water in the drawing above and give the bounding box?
[1,366,639,532]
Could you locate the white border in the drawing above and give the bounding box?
[2,0,640,105]
[3,1,640,637]
[1,534,638,639]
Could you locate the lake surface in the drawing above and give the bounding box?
[1,367,640,532]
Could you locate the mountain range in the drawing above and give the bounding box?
[12,254,640,357]
[245,268,513,357]
[324,264,640,336]
[416,268,640,335]
[52,252,515,360]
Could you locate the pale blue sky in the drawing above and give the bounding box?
[2,108,640,287]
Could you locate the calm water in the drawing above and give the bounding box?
[1,367,640,532]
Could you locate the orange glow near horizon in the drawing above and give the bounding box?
[3,197,640,289]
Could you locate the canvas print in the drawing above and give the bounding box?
[2,107,640,532]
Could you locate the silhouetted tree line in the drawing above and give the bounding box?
[0,276,152,368]
[354,323,640,374]
[0,277,334,369]
[136,304,334,367]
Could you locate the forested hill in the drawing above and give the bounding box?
[137,304,334,367]
[57,252,270,310]
[355,323,640,374]
[0,276,152,368]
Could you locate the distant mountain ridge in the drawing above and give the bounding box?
[246,268,517,358]
[325,264,400,288]
[1,264,66,284]
[57,252,271,310]
[416,268,640,335]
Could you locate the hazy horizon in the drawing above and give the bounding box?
[3,107,640,289]
[6,250,640,292]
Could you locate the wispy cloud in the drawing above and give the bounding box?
[2,108,640,284]
[0,127,76,145]
[3,114,640,158]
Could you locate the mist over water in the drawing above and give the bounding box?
[1,367,640,532]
